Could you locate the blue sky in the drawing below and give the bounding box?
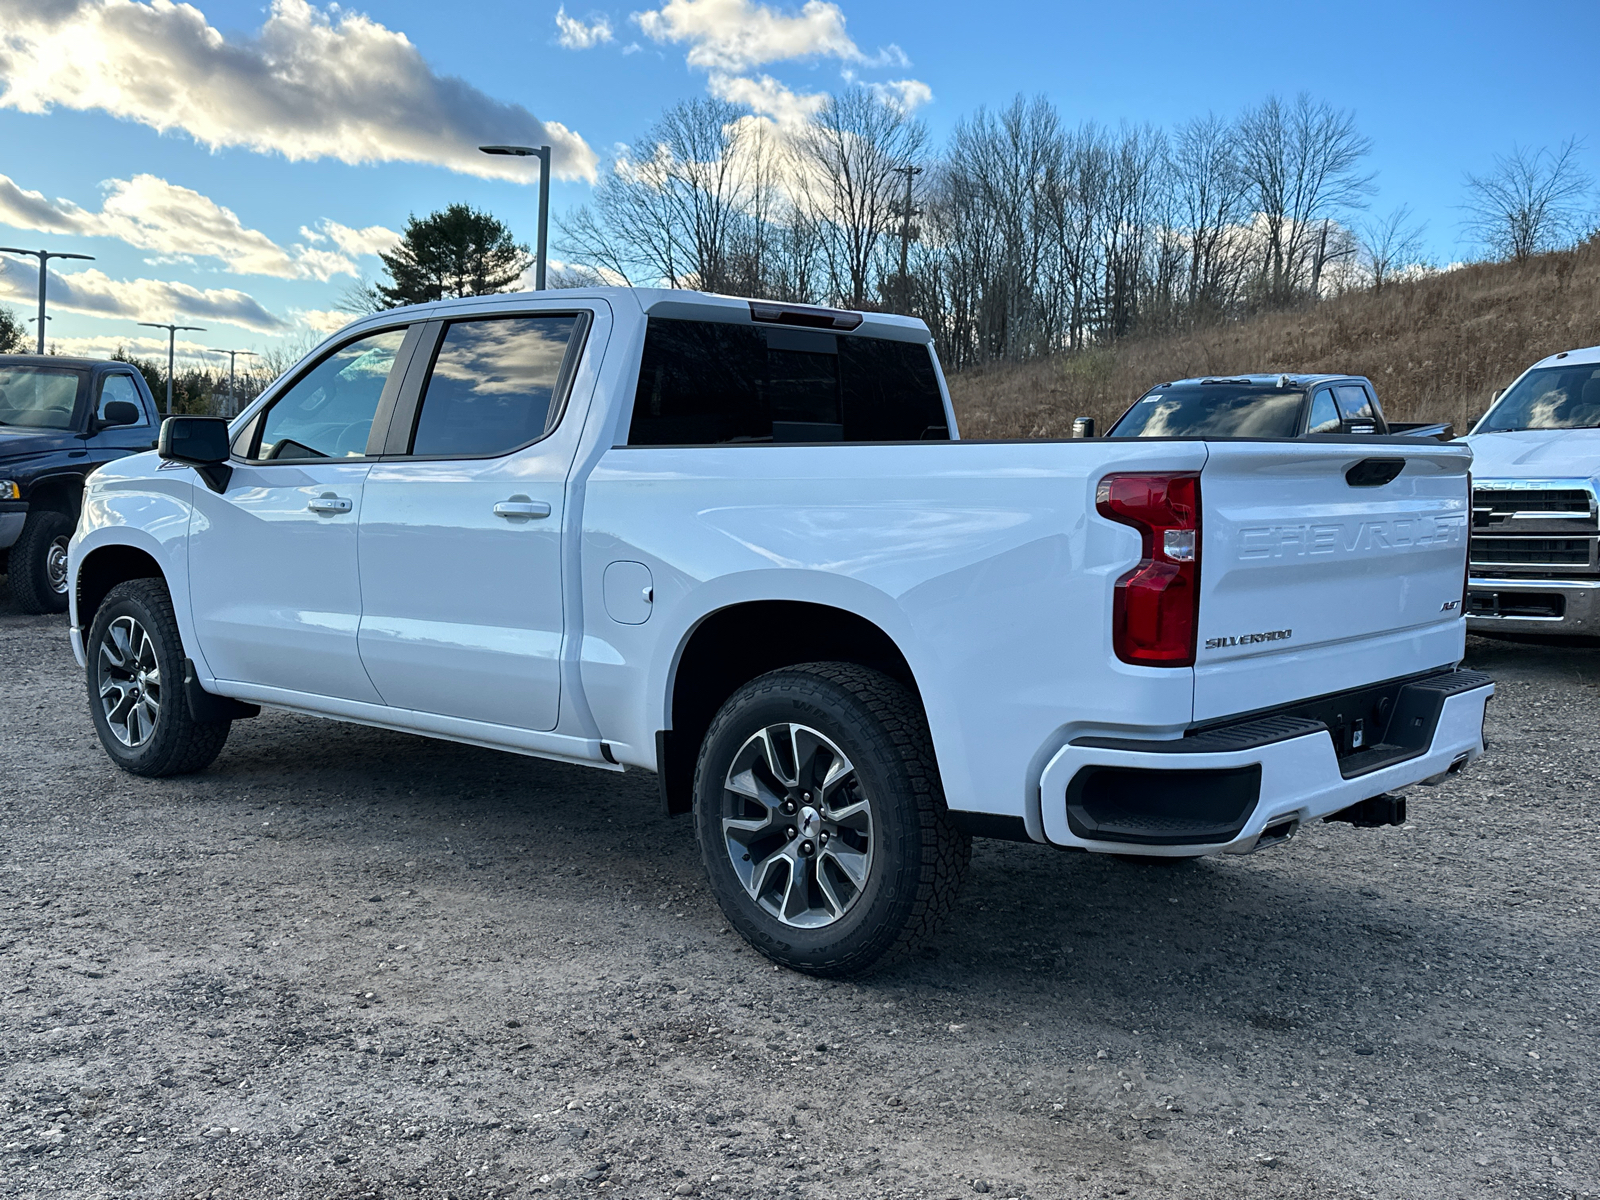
[1,0,1596,364]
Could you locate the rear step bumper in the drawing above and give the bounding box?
[1038,669,1493,856]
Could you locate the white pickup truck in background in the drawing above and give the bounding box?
[67,288,1493,975]
[1466,344,1600,636]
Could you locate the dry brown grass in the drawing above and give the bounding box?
[948,240,1600,439]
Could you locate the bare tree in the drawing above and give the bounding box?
[1358,205,1428,292]
[1463,139,1593,262]
[798,88,929,307]
[1236,94,1373,302]
[560,98,759,290]
[1170,113,1251,318]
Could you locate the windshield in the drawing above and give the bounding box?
[1109,384,1305,438]
[0,366,82,430]
[1476,364,1600,432]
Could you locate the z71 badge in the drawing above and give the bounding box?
[1205,629,1293,650]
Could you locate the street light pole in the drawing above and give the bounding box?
[137,322,207,415]
[0,247,96,353]
[479,144,552,290]
[218,349,258,417]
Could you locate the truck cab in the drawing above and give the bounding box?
[1102,374,1451,440]
[1465,345,1600,636]
[0,355,161,612]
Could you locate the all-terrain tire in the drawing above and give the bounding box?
[693,662,970,977]
[9,509,74,615]
[86,578,231,777]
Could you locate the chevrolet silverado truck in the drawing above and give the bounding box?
[0,355,161,613]
[1466,344,1600,635]
[1097,374,1452,440]
[66,289,1493,975]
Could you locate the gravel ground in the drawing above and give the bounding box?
[2,579,1596,1200]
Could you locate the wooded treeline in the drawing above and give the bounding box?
[558,90,1389,372]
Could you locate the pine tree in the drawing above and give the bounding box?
[376,204,532,307]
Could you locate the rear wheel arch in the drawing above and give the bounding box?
[658,600,925,816]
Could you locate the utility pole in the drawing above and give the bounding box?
[0,246,95,353]
[137,322,206,415]
[890,165,923,314]
[218,349,258,417]
[479,144,552,290]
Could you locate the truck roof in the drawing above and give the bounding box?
[1528,345,1600,369]
[334,286,932,345]
[0,354,128,372]
[1152,373,1371,389]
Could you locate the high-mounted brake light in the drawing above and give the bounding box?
[1096,473,1201,667]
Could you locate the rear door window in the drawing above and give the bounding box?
[408,315,580,457]
[626,318,949,446]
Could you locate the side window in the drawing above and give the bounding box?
[253,328,408,461]
[1333,384,1376,423]
[97,373,148,425]
[1307,389,1340,434]
[626,318,950,446]
[409,315,578,458]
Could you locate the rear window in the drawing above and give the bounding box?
[625,318,950,446]
[1109,384,1305,439]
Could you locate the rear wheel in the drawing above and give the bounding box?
[9,509,74,615]
[693,662,969,976]
[86,578,231,776]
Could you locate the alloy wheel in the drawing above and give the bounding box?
[98,615,162,748]
[721,723,874,929]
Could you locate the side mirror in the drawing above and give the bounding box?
[158,416,232,492]
[1491,389,1504,402]
[99,400,140,428]
[1071,416,1096,439]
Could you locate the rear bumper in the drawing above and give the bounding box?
[1467,576,1600,635]
[1038,670,1493,856]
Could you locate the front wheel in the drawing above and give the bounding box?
[9,509,74,614]
[86,578,232,777]
[693,662,970,976]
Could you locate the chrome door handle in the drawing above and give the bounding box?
[307,495,353,514]
[493,500,551,519]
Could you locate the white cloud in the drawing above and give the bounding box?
[0,0,598,183]
[556,6,615,48]
[301,219,400,260]
[292,308,358,336]
[635,0,862,71]
[0,255,288,333]
[709,73,826,129]
[0,173,398,281]
[33,333,217,361]
[632,0,925,125]
[869,78,933,114]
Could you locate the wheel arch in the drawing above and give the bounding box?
[77,543,167,634]
[657,599,923,816]
[26,472,86,521]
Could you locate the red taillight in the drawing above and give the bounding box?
[1097,472,1201,667]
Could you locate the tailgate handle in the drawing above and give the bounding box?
[1345,458,1405,488]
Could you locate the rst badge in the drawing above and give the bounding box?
[1206,628,1293,650]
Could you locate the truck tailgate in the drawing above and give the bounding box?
[1194,440,1471,722]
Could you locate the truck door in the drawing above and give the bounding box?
[87,371,159,458]
[187,325,418,702]
[356,311,590,732]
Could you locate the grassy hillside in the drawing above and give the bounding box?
[947,239,1600,439]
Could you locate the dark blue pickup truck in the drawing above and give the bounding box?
[1,355,162,613]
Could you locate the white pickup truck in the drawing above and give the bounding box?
[1466,344,1600,636]
[68,288,1493,974]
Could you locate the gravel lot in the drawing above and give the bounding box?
[2,578,1596,1200]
